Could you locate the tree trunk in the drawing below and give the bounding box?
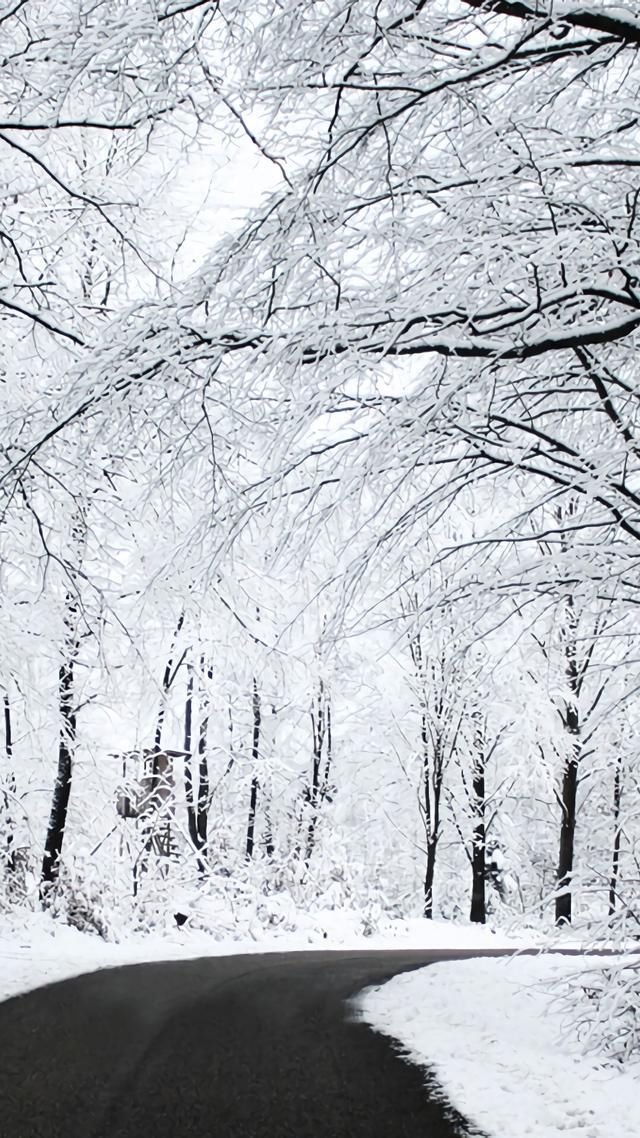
[184,661,211,873]
[305,683,323,862]
[196,659,212,865]
[470,758,486,924]
[3,693,13,777]
[555,705,580,925]
[183,665,199,849]
[322,701,332,795]
[1,693,16,878]
[245,678,261,859]
[424,835,437,919]
[422,718,442,920]
[608,753,623,918]
[404,608,445,921]
[41,605,78,895]
[153,611,186,761]
[555,585,582,927]
[306,678,332,863]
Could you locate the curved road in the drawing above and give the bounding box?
[0,948,489,1138]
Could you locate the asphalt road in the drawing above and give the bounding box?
[0,948,491,1138]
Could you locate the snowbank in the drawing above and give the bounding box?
[358,953,640,1138]
[0,908,519,1003]
[7,910,631,1138]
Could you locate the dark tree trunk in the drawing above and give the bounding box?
[3,693,13,775]
[183,660,211,873]
[422,718,442,920]
[322,701,332,794]
[305,678,332,863]
[183,666,198,849]
[2,693,16,877]
[153,611,186,763]
[41,609,78,895]
[196,659,212,863]
[245,678,261,859]
[306,685,323,861]
[608,753,623,918]
[470,759,486,924]
[424,834,438,920]
[554,546,584,927]
[404,606,445,921]
[556,752,579,924]
[555,700,580,925]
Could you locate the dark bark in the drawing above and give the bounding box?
[41,602,78,894]
[608,753,623,918]
[306,689,323,859]
[555,701,580,925]
[3,693,13,776]
[460,0,640,45]
[323,702,332,795]
[196,659,212,861]
[424,834,438,920]
[183,661,211,872]
[421,701,446,920]
[245,678,261,859]
[406,613,444,921]
[555,560,583,926]
[183,666,198,849]
[2,693,16,877]
[555,753,579,924]
[153,611,186,764]
[469,756,486,924]
[305,678,333,863]
[423,719,442,920]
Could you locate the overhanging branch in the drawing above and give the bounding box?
[460,1,640,46]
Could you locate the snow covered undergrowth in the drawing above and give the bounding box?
[0,907,521,1004]
[358,953,640,1138]
[5,910,634,1138]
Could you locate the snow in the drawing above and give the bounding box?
[357,953,640,1138]
[555,3,640,34]
[0,908,520,1003]
[3,911,637,1138]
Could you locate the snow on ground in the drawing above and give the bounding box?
[0,907,519,1003]
[5,908,632,1138]
[357,953,639,1138]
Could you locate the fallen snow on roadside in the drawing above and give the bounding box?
[358,954,639,1138]
[0,908,526,1004]
[4,910,625,1138]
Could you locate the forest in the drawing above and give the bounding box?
[1,0,639,1054]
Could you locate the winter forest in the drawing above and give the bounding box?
[1,0,640,1025]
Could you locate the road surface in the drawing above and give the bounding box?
[0,948,489,1138]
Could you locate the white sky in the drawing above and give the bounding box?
[166,119,282,280]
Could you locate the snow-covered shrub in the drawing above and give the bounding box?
[49,862,117,941]
[555,956,640,1068]
[0,841,32,910]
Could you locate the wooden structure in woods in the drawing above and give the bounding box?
[115,748,189,868]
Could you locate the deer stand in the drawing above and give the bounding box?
[115,749,188,896]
